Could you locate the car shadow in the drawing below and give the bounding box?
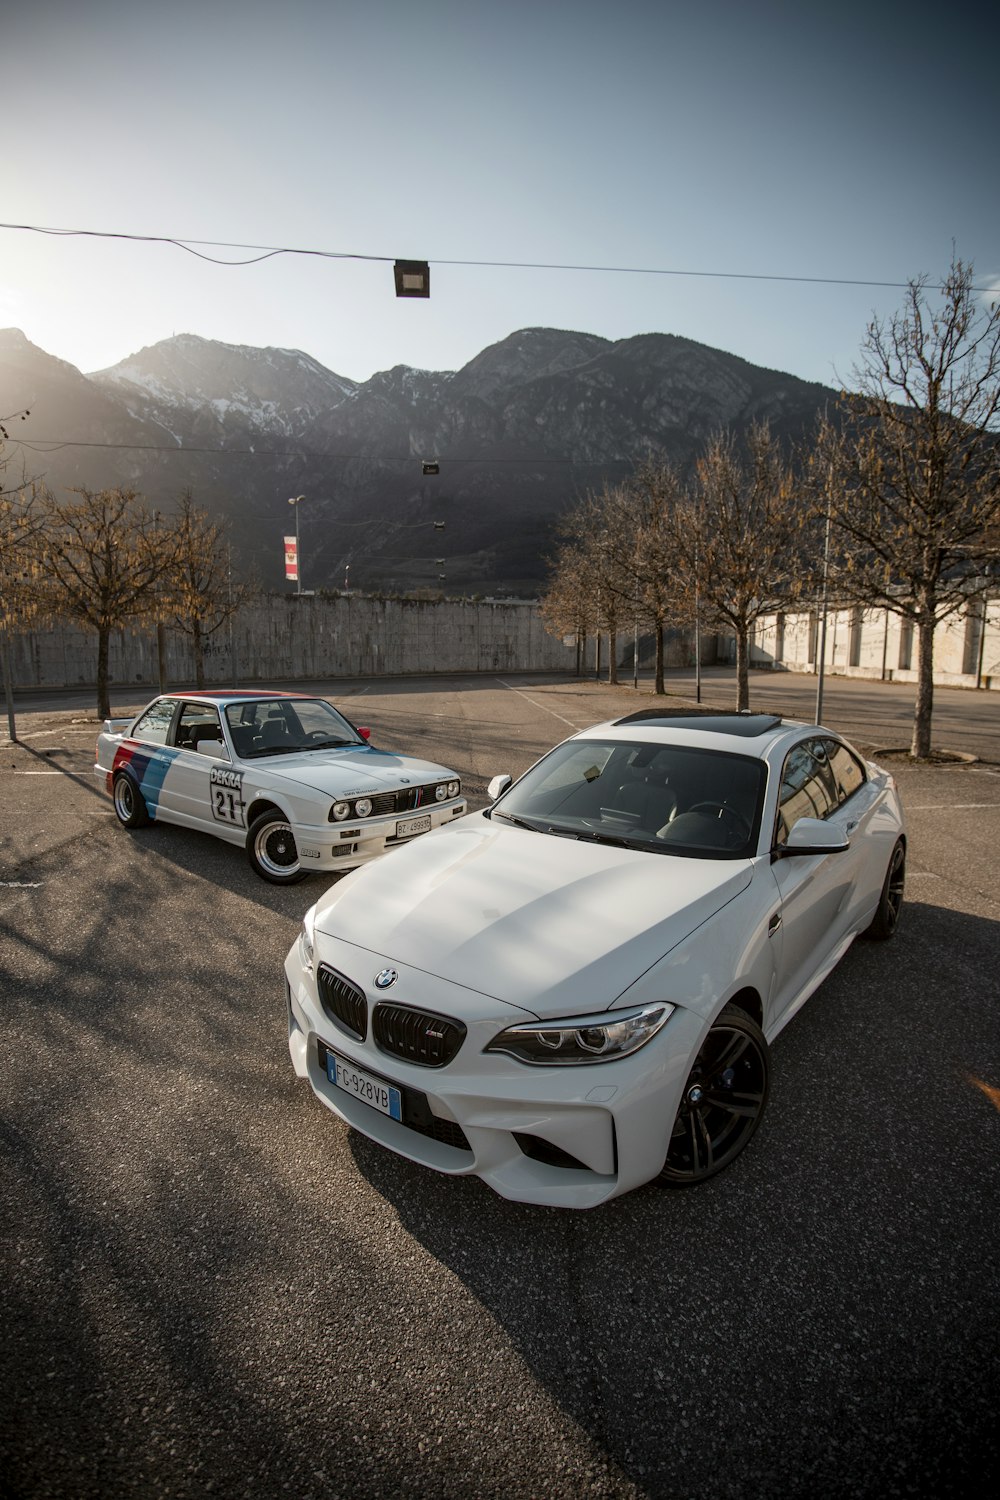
[342,899,1000,1497]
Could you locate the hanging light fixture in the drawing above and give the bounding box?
[394,260,430,297]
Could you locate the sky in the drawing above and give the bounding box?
[3,0,997,394]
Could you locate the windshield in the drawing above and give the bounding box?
[491,739,766,859]
[224,698,364,758]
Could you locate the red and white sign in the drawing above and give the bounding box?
[284,536,298,582]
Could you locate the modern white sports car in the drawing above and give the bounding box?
[285,711,905,1208]
[94,690,466,883]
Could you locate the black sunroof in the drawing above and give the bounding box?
[612,711,784,738]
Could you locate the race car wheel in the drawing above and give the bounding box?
[247,811,307,884]
[655,1004,769,1188]
[112,771,150,828]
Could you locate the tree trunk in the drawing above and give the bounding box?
[655,617,665,695]
[96,628,111,719]
[608,626,618,685]
[911,605,936,758]
[735,626,750,711]
[192,616,205,688]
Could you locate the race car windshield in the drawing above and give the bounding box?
[492,739,766,859]
[224,699,364,758]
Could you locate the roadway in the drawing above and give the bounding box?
[1,672,998,1498]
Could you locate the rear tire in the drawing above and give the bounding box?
[112,772,150,828]
[863,838,905,940]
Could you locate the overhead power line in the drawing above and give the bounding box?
[0,219,986,293]
[8,434,633,466]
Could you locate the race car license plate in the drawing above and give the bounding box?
[396,814,431,838]
[326,1050,402,1121]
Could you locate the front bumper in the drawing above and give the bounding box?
[285,938,701,1209]
[292,797,467,873]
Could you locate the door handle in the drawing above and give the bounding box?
[768,912,782,937]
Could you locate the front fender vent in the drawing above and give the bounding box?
[372,1003,466,1068]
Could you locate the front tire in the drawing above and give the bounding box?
[863,838,905,940]
[112,772,150,828]
[655,1004,769,1188]
[247,811,307,884]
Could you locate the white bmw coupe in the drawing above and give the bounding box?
[285,711,905,1208]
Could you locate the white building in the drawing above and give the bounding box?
[745,592,1000,690]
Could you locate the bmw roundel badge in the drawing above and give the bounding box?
[374,968,398,990]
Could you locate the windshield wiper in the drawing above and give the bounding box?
[301,738,355,751]
[491,810,542,832]
[555,827,638,849]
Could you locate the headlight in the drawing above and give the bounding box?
[330,801,351,821]
[447,779,460,799]
[298,905,317,972]
[485,1003,673,1066]
[434,783,448,801]
[354,797,373,818]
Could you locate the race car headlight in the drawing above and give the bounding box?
[447,779,460,799]
[354,797,373,818]
[330,801,351,821]
[434,782,448,801]
[484,1003,673,1066]
[298,905,317,972]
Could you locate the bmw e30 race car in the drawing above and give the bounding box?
[94,690,465,883]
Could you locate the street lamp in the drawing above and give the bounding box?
[287,495,305,595]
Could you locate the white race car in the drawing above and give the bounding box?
[285,711,906,1208]
[94,690,466,883]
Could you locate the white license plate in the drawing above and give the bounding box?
[396,814,431,838]
[326,1050,402,1121]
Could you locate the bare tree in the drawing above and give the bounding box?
[30,487,181,717]
[815,258,1000,757]
[666,423,811,710]
[164,492,256,687]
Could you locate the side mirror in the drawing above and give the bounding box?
[356,726,371,741]
[197,739,229,761]
[775,817,849,858]
[487,773,513,802]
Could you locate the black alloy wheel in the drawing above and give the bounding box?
[863,838,905,941]
[656,1004,769,1188]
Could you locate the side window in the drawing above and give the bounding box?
[175,703,226,755]
[131,699,176,745]
[824,740,866,806]
[776,739,838,841]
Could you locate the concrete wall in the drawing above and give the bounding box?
[8,594,579,691]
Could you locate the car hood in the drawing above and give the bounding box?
[256,745,454,797]
[313,814,752,1016]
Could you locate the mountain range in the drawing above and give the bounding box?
[0,325,836,596]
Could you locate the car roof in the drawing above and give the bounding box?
[157,689,318,705]
[578,710,820,756]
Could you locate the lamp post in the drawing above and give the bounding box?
[288,495,305,594]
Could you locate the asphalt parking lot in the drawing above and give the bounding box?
[2,670,999,1499]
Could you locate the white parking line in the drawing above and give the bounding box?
[495,679,581,730]
[907,803,1000,811]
